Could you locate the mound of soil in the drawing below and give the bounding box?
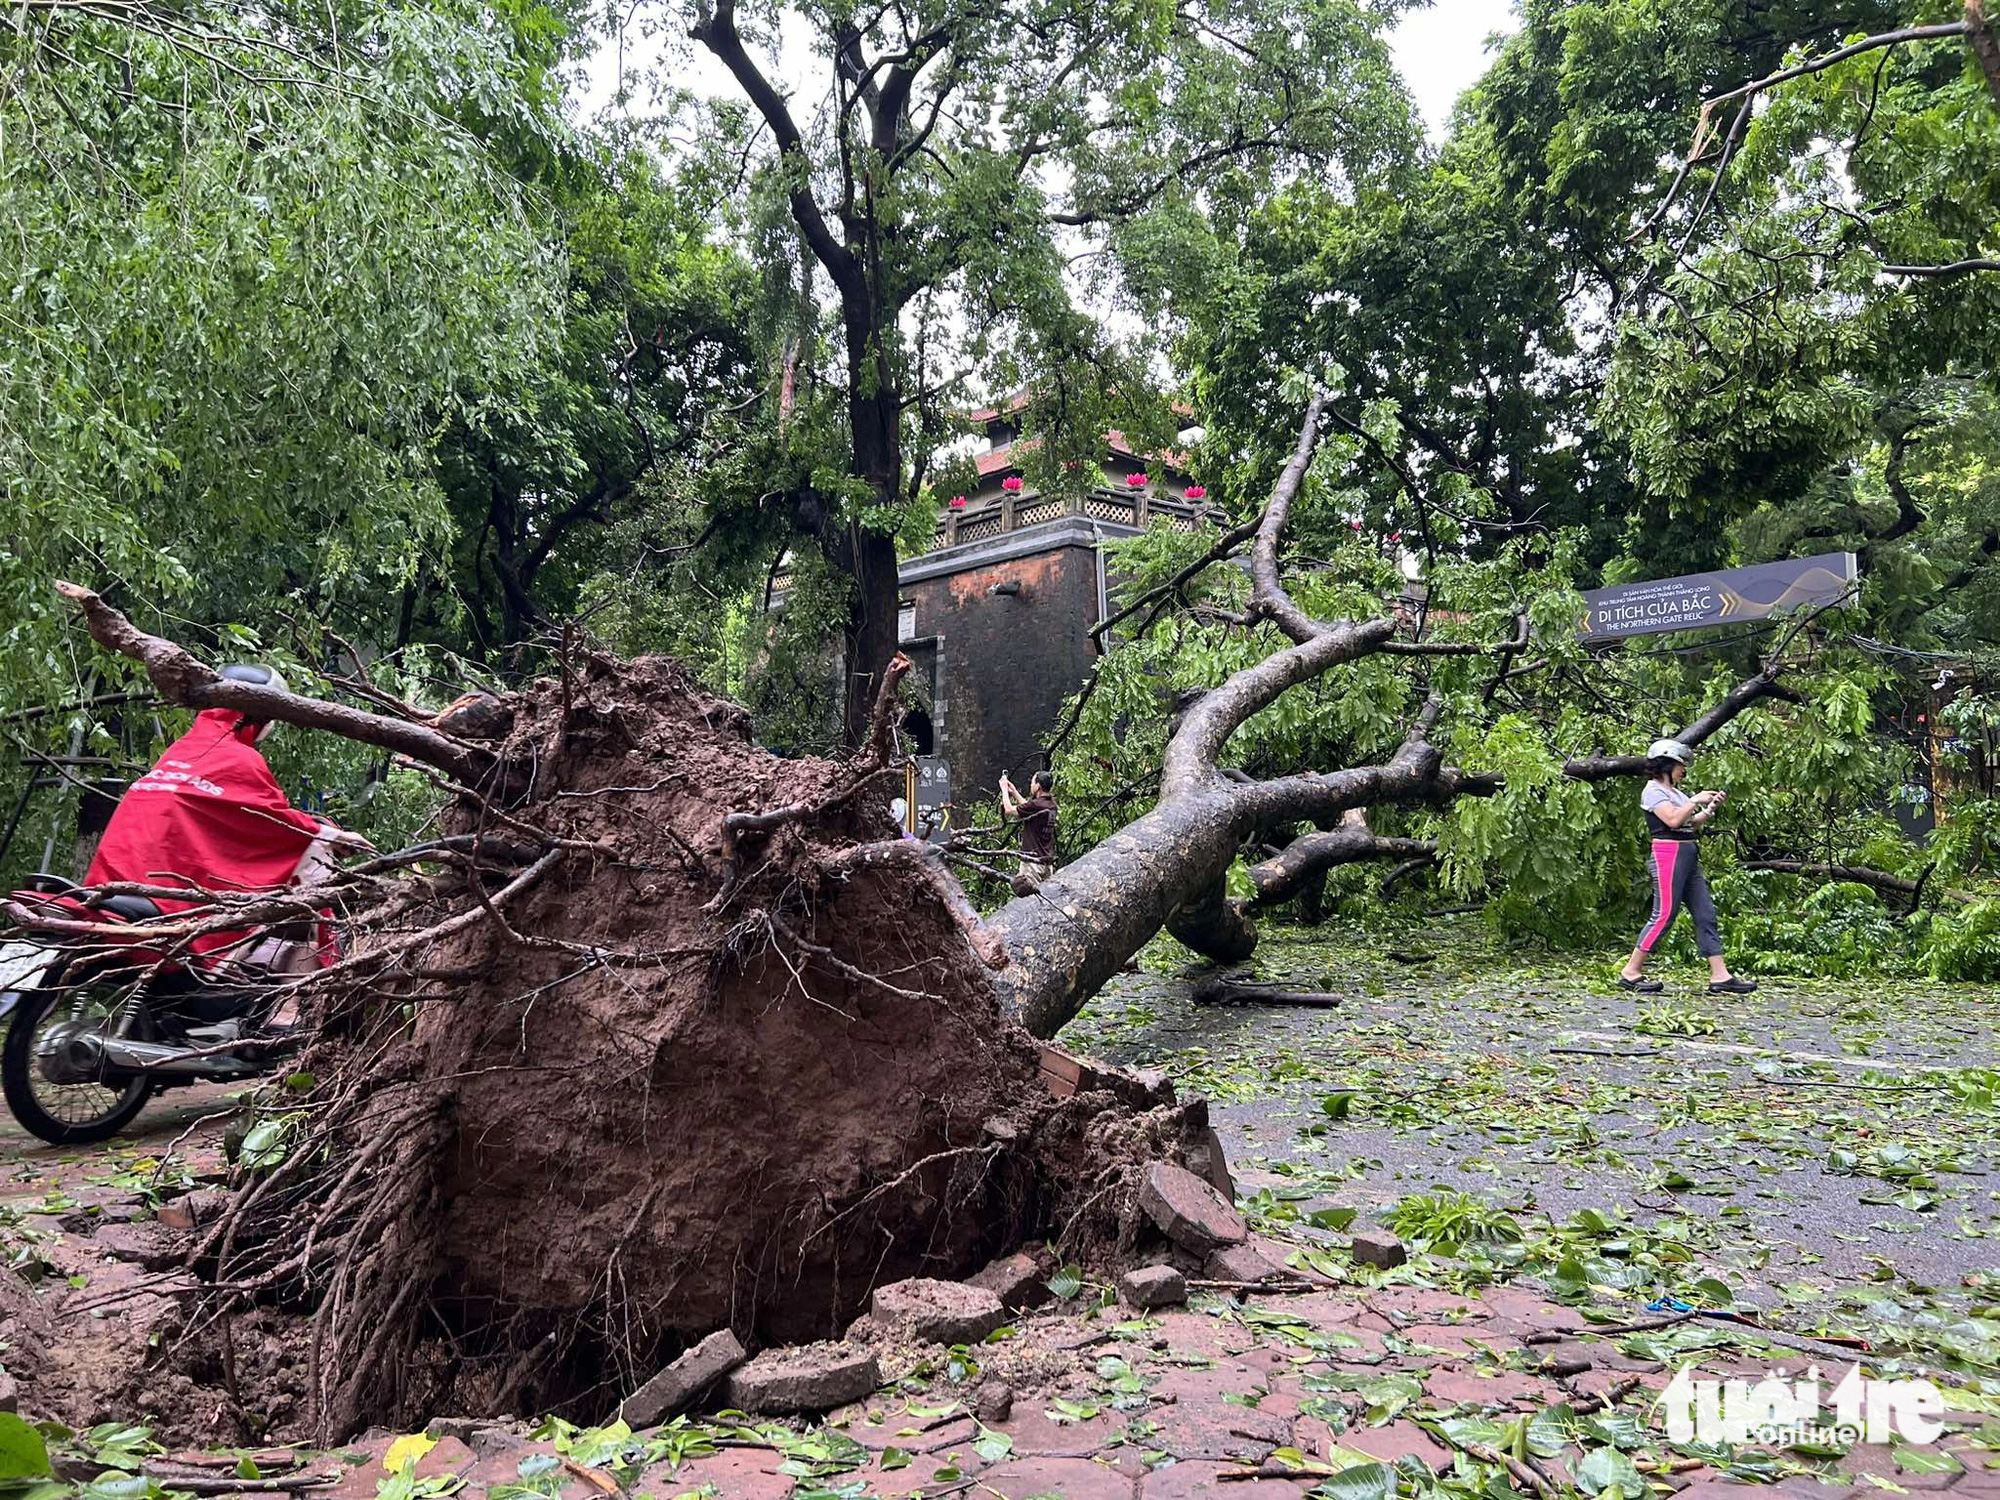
[112,654,1208,1442]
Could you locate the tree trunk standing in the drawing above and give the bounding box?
[692,0,923,747]
[837,304,908,747]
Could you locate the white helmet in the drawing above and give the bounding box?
[1647,738,1693,765]
[220,663,289,744]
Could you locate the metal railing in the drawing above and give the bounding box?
[930,487,1213,552]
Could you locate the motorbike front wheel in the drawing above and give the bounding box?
[2,965,156,1145]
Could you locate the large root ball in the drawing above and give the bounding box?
[211,655,1188,1439]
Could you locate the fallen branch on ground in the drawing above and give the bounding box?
[1192,978,1343,1009]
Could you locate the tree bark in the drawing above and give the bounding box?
[1165,876,1259,964]
[836,323,907,747]
[694,0,910,748]
[53,584,493,786]
[1247,828,1436,907]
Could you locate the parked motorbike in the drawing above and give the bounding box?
[0,874,323,1144]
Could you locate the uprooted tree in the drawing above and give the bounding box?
[35,398,1830,1441]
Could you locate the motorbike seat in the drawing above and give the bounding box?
[22,873,80,896]
[98,893,164,922]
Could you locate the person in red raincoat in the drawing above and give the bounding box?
[86,665,369,970]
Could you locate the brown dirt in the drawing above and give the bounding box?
[71,654,1207,1444]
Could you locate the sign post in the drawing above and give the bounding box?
[1577,553,1857,643]
[911,756,952,842]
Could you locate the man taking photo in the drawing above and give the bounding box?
[999,769,1058,893]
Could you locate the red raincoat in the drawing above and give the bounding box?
[87,709,328,960]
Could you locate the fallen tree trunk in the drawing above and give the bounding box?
[29,397,1838,1435]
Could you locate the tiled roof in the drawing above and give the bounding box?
[1106,431,1191,469]
[975,444,1028,477]
[971,433,1190,480]
[966,392,1035,423]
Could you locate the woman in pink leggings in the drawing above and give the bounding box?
[1617,739,1757,995]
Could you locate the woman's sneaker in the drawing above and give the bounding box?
[1708,975,1758,994]
[1616,975,1663,993]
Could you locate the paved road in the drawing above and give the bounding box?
[0,923,1989,1341]
[1065,923,1999,1325]
[0,1083,239,1191]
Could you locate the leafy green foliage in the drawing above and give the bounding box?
[1383,1191,1522,1256]
[1923,898,2000,982]
[0,0,563,706]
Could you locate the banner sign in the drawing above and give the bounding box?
[1578,552,1856,642]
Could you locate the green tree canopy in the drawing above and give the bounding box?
[616,0,1422,740]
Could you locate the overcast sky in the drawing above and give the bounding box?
[1392,0,1518,139]
[578,0,1521,144]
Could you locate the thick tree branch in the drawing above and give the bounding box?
[1701,22,1968,114]
[1161,618,1395,794]
[1245,390,1331,644]
[1970,0,2000,104]
[54,583,493,784]
[856,650,915,772]
[1877,421,1931,545]
[1561,669,1803,781]
[691,0,862,300]
[1379,853,1437,901]
[1236,740,1502,828]
[1246,828,1436,907]
[1880,258,2000,277]
[1563,596,1839,779]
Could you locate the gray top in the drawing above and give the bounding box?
[1641,780,1695,840]
[1640,782,1689,813]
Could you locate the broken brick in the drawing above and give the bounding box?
[620,1328,747,1427]
[1349,1229,1408,1269]
[722,1342,880,1413]
[1118,1264,1188,1309]
[1204,1243,1283,1285]
[966,1250,1049,1310]
[1137,1161,1246,1255]
[870,1277,1008,1344]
